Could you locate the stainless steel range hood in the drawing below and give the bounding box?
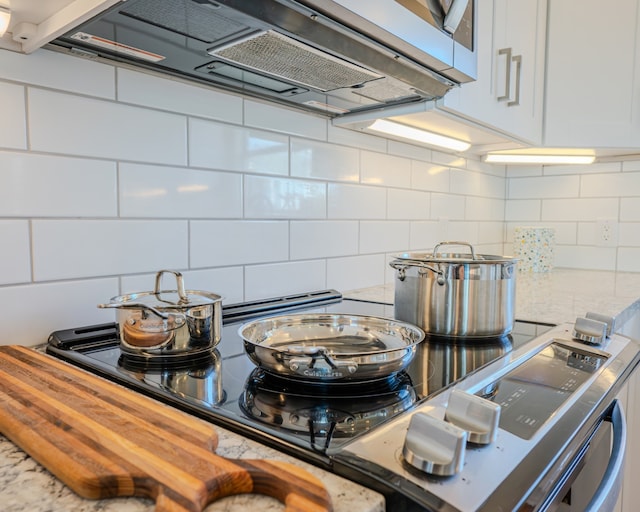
[49,0,476,117]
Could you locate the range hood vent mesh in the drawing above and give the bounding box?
[121,0,249,43]
[209,30,383,91]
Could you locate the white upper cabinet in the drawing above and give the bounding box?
[438,0,548,147]
[544,0,640,149]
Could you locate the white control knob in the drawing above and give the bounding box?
[403,412,467,476]
[585,312,615,336]
[572,317,608,345]
[444,389,501,445]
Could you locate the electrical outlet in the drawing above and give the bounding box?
[596,218,618,247]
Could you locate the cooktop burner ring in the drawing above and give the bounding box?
[117,348,219,371]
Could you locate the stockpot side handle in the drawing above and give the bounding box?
[584,399,626,512]
[154,269,189,304]
[389,261,446,285]
[433,241,478,260]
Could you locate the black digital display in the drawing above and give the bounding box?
[482,342,608,440]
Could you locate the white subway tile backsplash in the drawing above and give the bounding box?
[0,152,117,217]
[506,165,543,177]
[0,220,31,285]
[431,193,465,220]
[411,161,450,192]
[244,100,326,140]
[119,163,242,218]
[0,82,26,149]
[554,245,616,271]
[447,222,479,244]
[621,198,640,221]
[359,221,410,254]
[618,223,640,246]
[1,48,115,99]
[117,69,243,123]
[244,175,326,218]
[544,162,621,175]
[622,160,640,172]
[189,119,288,175]
[618,248,640,272]
[290,221,359,259]
[291,138,359,182]
[505,200,541,221]
[190,220,288,268]
[0,278,119,346]
[451,168,505,198]
[29,89,187,165]
[465,197,505,221]
[508,175,580,199]
[409,221,440,250]
[466,158,505,177]
[580,172,640,197]
[361,151,411,188]
[477,222,505,245]
[327,254,386,291]
[5,46,640,347]
[387,140,433,162]
[32,220,188,280]
[432,151,466,168]
[542,198,619,222]
[183,267,245,305]
[328,124,387,153]
[327,183,386,219]
[387,189,430,219]
[245,260,326,301]
[118,267,244,305]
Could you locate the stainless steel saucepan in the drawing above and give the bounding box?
[238,313,425,381]
[98,270,223,356]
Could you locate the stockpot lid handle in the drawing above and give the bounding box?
[432,241,478,260]
[154,269,189,304]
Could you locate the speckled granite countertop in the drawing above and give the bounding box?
[2,268,639,512]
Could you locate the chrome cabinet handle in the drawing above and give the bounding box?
[508,54,521,106]
[497,47,512,101]
[497,47,522,107]
[584,400,626,512]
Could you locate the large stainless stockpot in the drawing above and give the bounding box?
[390,242,517,338]
[98,270,222,356]
[238,313,425,381]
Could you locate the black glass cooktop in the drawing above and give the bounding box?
[46,290,553,467]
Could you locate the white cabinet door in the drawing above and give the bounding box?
[544,0,640,148]
[439,0,547,145]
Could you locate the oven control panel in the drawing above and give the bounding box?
[334,323,636,512]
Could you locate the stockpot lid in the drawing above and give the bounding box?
[392,241,517,264]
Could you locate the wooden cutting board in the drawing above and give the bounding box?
[0,346,332,512]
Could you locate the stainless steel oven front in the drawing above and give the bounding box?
[333,324,639,512]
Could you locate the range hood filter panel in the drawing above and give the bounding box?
[121,0,249,43]
[209,30,383,92]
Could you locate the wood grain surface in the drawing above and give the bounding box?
[0,346,332,512]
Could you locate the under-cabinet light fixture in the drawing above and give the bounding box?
[484,153,596,165]
[368,119,471,152]
[0,6,10,37]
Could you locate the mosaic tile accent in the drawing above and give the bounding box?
[514,227,555,272]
